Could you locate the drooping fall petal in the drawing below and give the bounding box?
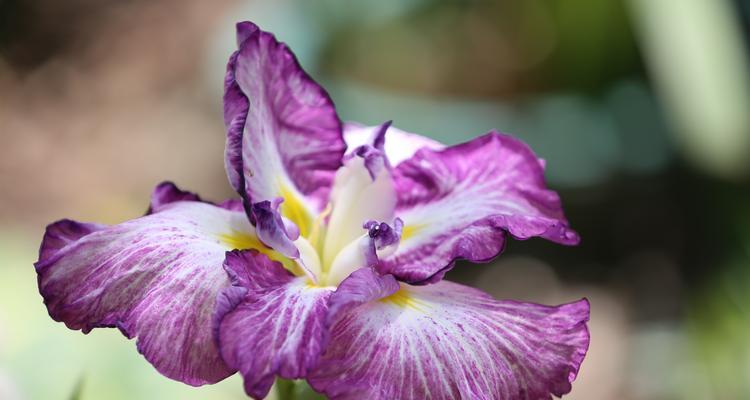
[309,280,589,400]
[35,200,263,385]
[216,250,333,399]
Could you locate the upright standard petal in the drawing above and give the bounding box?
[309,280,590,400]
[224,21,345,233]
[216,250,333,400]
[34,201,263,385]
[385,132,579,283]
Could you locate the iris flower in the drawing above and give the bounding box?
[35,21,589,400]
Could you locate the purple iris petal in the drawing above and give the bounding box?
[381,131,580,284]
[148,181,244,214]
[224,44,250,193]
[223,21,345,211]
[309,280,590,400]
[216,250,332,399]
[35,200,249,386]
[147,181,203,214]
[250,199,300,259]
[324,267,400,325]
[38,219,107,261]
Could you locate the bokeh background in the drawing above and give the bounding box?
[2,0,750,399]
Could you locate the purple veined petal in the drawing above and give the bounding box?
[216,250,333,400]
[224,21,345,236]
[308,280,590,400]
[384,132,580,284]
[34,201,285,386]
[343,122,445,167]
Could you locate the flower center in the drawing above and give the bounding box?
[280,145,399,287]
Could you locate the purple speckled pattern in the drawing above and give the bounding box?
[216,250,333,399]
[34,201,249,386]
[382,132,580,283]
[224,21,345,210]
[309,281,590,400]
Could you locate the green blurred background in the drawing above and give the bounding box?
[2,0,750,399]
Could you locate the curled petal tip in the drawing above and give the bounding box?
[235,21,259,46]
[250,200,300,259]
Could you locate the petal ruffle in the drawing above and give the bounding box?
[325,267,400,320]
[38,219,107,261]
[224,21,345,226]
[148,181,243,214]
[148,181,203,214]
[309,280,590,400]
[343,122,444,166]
[34,201,257,385]
[385,132,579,283]
[216,250,333,399]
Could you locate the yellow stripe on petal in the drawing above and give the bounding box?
[278,183,314,238]
[218,230,298,273]
[380,287,430,312]
[400,223,425,241]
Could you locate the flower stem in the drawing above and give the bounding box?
[274,378,327,400]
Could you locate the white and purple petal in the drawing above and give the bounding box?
[34,201,259,385]
[309,280,590,400]
[224,21,345,222]
[385,132,579,283]
[216,250,333,399]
